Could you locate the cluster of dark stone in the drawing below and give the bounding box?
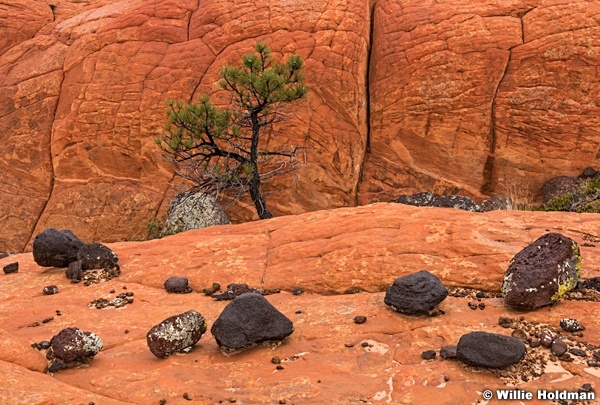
[384,232,585,370]
[541,167,599,203]
[163,277,280,300]
[32,228,119,283]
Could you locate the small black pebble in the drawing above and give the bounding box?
[529,341,541,348]
[581,383,593,392]
[361,342,369,347]
[3,262,18,274]
[475,291,485,299]
[125,329,129,334]
[271,357,281,364]
[292,287,304,295]
[317,380,321,383]
[344,343,354,348]
[42,317,54,324]
[43,285,59,295]
[569,348,587,357]
[123,286,127,290]
[31,342,41,350]
[279,400,287,404]
[159,400,167,405]
[421,350,436,360]
[354,316,367,324]
[125,291,134,297]
[276,365,284,370]
[478,303,485,310]
[295,310,302,314]
[183,393,192,401]
[467,302,477,310]
[55,310,62,316]
[110,289,115,294]
[587,360,600,367]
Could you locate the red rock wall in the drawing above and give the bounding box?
[1,0,599,252]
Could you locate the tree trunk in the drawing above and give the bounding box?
[249,172,273,219]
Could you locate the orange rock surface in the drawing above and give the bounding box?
[1,204,599,404]
[0,0,599,252]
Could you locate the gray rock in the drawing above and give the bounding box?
[480,194,513,212]
[33,228,85,268]
[147,310,207,358]
[501,233,581,309]
[541,176,580,203]
[3,262,18,274]
[49,327,103,364]
[164,276,192,293]
[579,167,598,179]
[456,332,526,369]
[211,293,294,349]
[396,192,434,207]
[66,260,83,281]
[161,190,230,237]
[384,270,448,315]
[430,195,481,212]
[440,345,457,359]
[77,242,118,270]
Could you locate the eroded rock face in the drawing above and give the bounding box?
[384,270,448,315]
[147,310,207,358]
[502,233,581,310]
[2,0,599,252]
[456,331,526,369]
[211,293,294,349]
[32,229,84,268]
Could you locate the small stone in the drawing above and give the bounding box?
[580,383,593,392]
[456,332,526,369]
[202,283,221,295]
[183,393,192,401]
[271,357,281,364]
[587,360,600,367]
[39,341,51,350]
[124,329,129,334]
[361,342,369,347]
[511,329,528,341]
[551,339,568,357]
[440,346,457,359]
[164,276,192,294]
[125,292,134,297]
[475,291,485,299]
[159,400,167,405]
[344,343,354,348]
[594,351,600,361]
[55,310,62,315]
[560,318,585,332]
[421,350,436,360]
[529,341,541,348]
[478,303,485,310]
[3,262,18,274]
[43,285,59,295]
[291,287,304,295]
[295,310,302,314]
[498,317,513,328]
[569,348,587,357]
[539,330,554,348]
[147,310,207,358]
[468,302,477,310]
[110,289,115,293]
[353,316,367,324]
[66,260,83,281]
[229,398,237,403]
[42,317,54,324]
[276,365,284,370]
[573,331,584,337]
[279,400,287,404]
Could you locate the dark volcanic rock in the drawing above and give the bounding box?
[211,293,294,349]
[579,167,598,179]
[43,285,59,295]
[581,277,600,292]
[3,262,18,274]
[440,345,457,359]
[430,195,481,212]
[396,192,434,206]
[456,332,526,369]
[539,330,554,348]
[164,276,192,293]
[33,228,85,268]
[421,350,436,360]
[147,310,207,358]
[66,260,83,281]
[480,194,513,212]
[560,318,585,332]
[49,327,103,364]
[551,339,568,357]
[77,242,118,270]
[501,233,581,310]
[541,176,580,203]
[384,270,448,315]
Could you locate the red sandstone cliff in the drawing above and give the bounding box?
[1,0,599,252]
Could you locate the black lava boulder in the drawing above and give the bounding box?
[501,233,581,309]
[147,310,207,358]
[77,242,118,270]
[211,293,294,349]
[33,228,85,268]
[48,327,103,366]
[384,270,448,315]
[164,276,192,293]
[456,331,526,369]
